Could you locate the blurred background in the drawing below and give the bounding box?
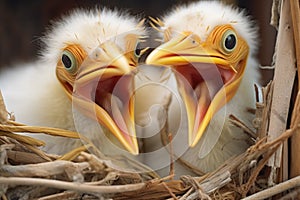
[0,0,276,82]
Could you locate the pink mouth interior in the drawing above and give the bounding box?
[174,63,235,129]
[95,74,134,142]
[73,69,134,145]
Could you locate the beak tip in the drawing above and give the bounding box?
[123,137,139,155]
[188,139,197,148]
[129,146,139,155]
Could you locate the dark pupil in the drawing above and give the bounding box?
[62,54,72,69]
[225,34,236,50]
[135,43,141,56]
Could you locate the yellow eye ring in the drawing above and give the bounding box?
[61,50,78,74]
[221,30,237,53]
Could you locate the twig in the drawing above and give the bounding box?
[162,182,179,200]
[267,0,297,182]
[0,144,14,165]
[38,191,79,200]
[179,188,193,200]
[264,125,299,149]
[79,151,106,172]
[160,175,175,182]
[200,171,232,194]
[242,175,300,200]
[261,82,273,136]
[0,160,89,178]
[290,0,300,85]
[168,133,175,179]
[0,177,146,194]
[270,0,281,29]
[86,171,119,185]
[229,115,256,139]
[22,143,52,162]
[291,91,300,178]
[241,143,281,197]
[278,187,300,200]
[290,0,300,180]
[7,150,49,164]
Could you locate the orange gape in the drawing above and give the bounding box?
[55,41,140,155]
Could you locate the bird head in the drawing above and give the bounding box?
[146,1,258,147]
[43,9,146,154]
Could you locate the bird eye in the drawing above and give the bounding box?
[134,42,142,58]
[61,50,78,74]
[221,30,237,53]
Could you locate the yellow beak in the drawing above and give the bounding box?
[61,41,139,154]
[146,34,248,147]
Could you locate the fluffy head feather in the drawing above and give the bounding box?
[42,8,145,65]
[160,1,258,57]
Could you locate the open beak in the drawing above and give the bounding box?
[146,34,248,147]
[61,41,139,154]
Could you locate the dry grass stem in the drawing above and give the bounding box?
[242,175,300,200]
[0,124,80,139]
[0,177,146,194]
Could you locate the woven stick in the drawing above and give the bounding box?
[291,90,300,177]
[0,160,89,178]
[290,0,300,85]
[0,177,146,194]
[267,0,296,183]
[242,175,300,200]
[38,191,79,200]
[290,0,300,180]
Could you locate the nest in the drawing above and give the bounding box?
[0,1,300,199]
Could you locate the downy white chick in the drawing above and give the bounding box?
[0,8,146,158]
[146,1,259,174]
